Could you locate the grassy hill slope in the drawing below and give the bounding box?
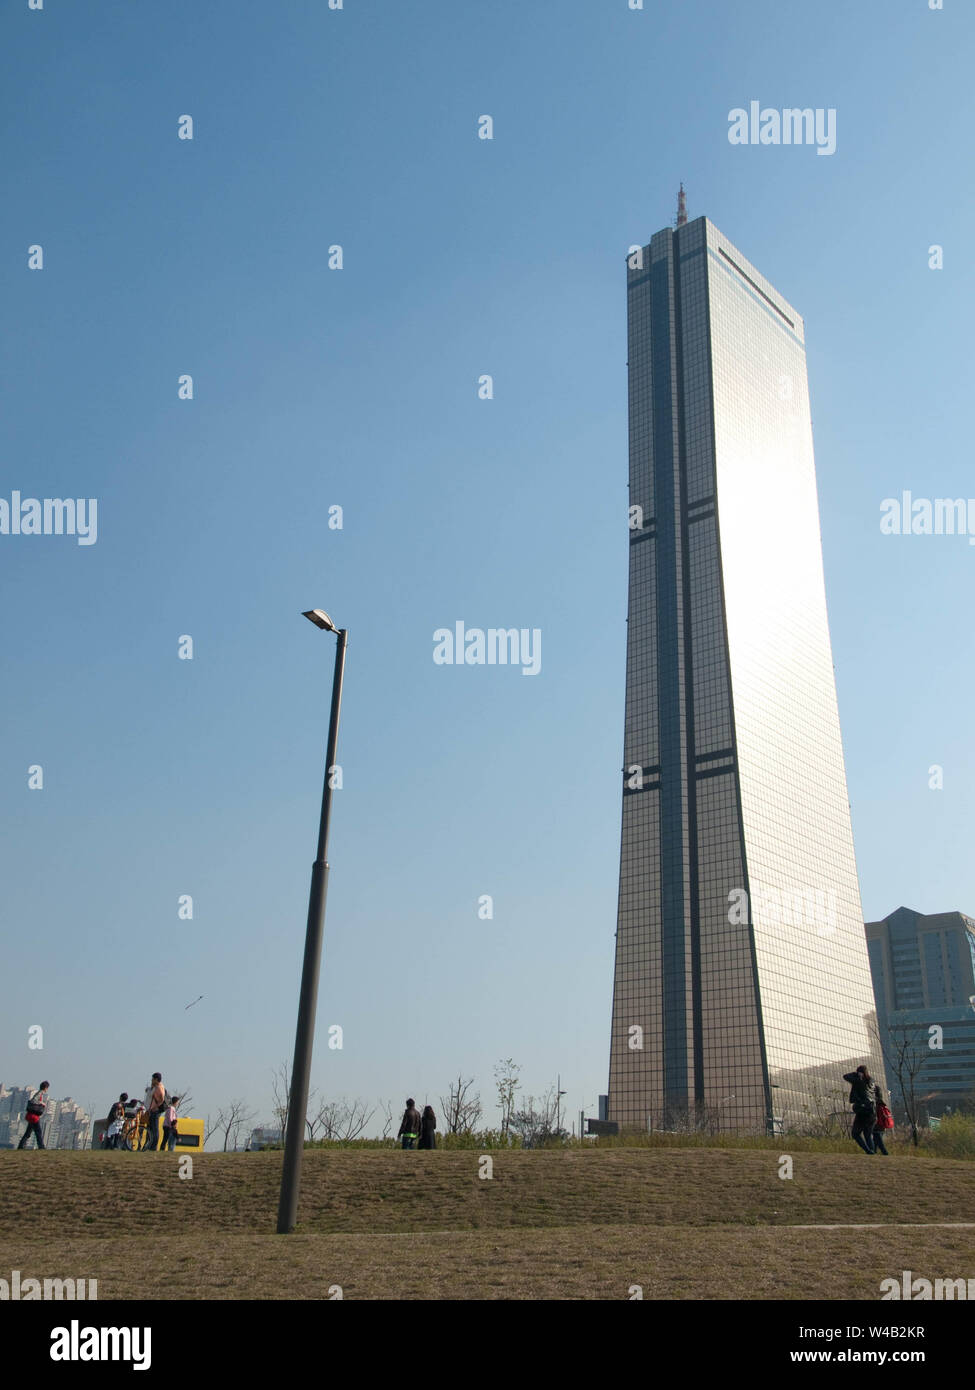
[2,1148,971,1299]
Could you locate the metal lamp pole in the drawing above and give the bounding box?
[276,611,348,1235]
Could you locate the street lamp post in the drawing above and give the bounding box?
[276,610,348,1235]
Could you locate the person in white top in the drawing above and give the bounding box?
[106,1093,127,1149]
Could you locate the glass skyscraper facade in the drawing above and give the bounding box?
[608,215,883,1134]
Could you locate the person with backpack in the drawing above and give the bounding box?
[843,1066,877,1154]
[18,1081,50,1149]
[143,1073,166,1152]
[397,1098,421,1150]
[418,1105,437,1149]
[873,1087,894,1155]
[162,1096,180,1151]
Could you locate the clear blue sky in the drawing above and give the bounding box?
[2,0,972,1138]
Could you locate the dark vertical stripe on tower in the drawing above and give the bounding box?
[650,241,686,1111]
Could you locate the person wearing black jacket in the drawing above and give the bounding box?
[843,1066,877,1154]
[397,1099,421,1150]
[418,1105,437,1150]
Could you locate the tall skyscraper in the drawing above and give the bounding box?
[866,907,975,1114]
[608,212,883,1134]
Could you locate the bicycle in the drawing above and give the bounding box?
[122,1111,148,1151]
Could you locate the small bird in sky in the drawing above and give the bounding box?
[184,995,204,1010]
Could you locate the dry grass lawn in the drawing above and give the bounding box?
[2,1148,972,1299]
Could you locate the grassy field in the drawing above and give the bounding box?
[2,1147,973,1299]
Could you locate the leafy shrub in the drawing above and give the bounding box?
[923,1113,975,1159]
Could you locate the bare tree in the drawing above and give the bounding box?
[308,1097,374,1143]
[271,1061,291,1137]
[377,1099,395,1140]
[335,1098,373,1141]
[796,1082,849,1139]
[319,1095,372,1139]
[167,1087,193,1119]
[303,1089,327,1143]
[308,1096,343,1141]
[269,1062,375,1146]
[879,1022,937,1147]
[494,1058,521,1142]
[509,1087,567,1148]
[438,1075,483,1135]
[211,1099,257,1151]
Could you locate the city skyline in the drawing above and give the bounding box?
[0,1084,91,1151]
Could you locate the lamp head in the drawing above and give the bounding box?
[302,609,336,632]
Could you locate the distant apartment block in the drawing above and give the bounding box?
[865,907,975,1114]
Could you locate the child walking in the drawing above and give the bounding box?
[162,1095,180,1151]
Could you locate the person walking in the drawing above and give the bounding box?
[843,1066,877,1154]
[144,1073,166,1152]
[397,1098,421,1150]
[873,1088,894,1155]
[18,1081,50,1150]
[418,1105,437,1150]
[162,1096,180,1152]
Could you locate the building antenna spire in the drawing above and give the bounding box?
[676,183,687,228]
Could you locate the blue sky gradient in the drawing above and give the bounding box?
[1,0,972,1136]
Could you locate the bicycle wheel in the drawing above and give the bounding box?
[124,1121,144,1151]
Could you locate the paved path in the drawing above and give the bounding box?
[785,1222,975,1230]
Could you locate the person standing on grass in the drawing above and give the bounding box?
[162,1095,180,1151]
[843,1066,877,1154]
[418,1105,437,1150]
[872,1088,894,1156]
[106,1093,127,1149]
[144,1073,166,1152]
[18,1081,50,1149]
[397,1098,421,1150]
